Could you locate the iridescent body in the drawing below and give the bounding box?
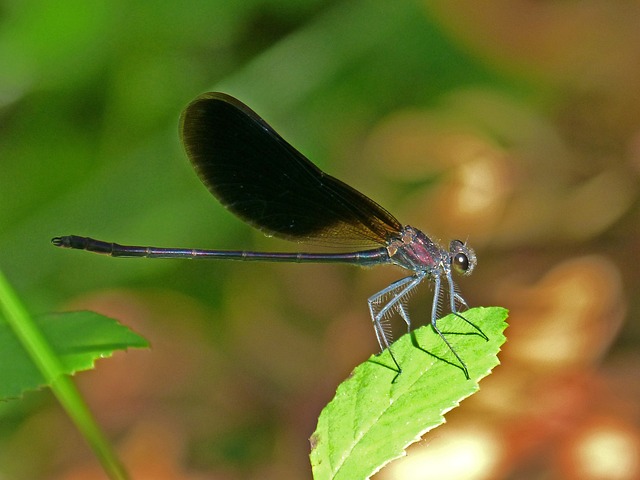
[52,93,485,378]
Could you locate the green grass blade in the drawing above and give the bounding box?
[0,269,148,480]
[310,306,508,480]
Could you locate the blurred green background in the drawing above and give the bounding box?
[1,1,639,479]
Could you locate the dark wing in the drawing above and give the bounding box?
[179,92,402,247]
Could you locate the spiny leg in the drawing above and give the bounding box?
[431,274,470,379]
[446,269,488,341]
[396,302,412,335]
[368,276,413,349]
[371,274,424,337]
[453,292,469,310]
[367,274,424,373]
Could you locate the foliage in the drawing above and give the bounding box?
[310,307,508,479]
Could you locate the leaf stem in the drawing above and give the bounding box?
[0,268,128,480]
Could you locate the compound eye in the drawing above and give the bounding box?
[453,252,469,274]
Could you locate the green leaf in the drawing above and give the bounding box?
[309,306,508,480]
[0,310,149,400]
